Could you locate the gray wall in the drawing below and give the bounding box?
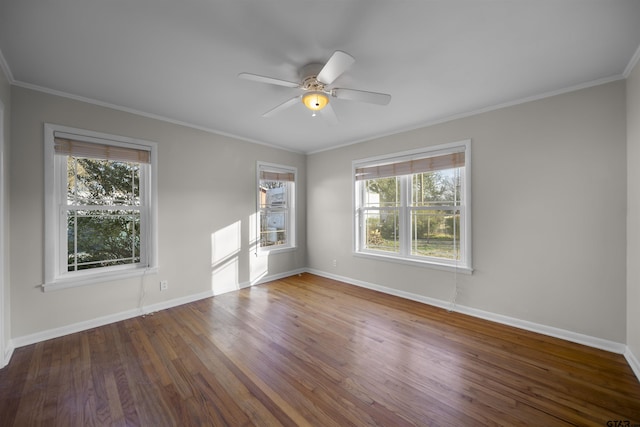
[5,75,635,357]
[9,87,306,338]
[628,61,640,361]
[0,63,10,361]
[307,81,627,343]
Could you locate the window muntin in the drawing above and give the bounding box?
[354,142,471,271]
[257,162,296,251]
[44,124,157,290]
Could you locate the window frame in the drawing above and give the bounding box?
[353,140,472,274]
[43,123,158,291]
[256,161,297,253]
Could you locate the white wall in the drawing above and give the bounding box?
[627,60,640,367]
[9,86,306,339]
[307,81,627,344]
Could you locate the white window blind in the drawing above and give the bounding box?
[54,134,151,164]
[259,170,295,182]
[355,152,464,180]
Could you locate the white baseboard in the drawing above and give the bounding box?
[626,348,640,380]
[307,268,627,355]
[246,268,307,288]
[142,290,214,316]
[2,343,14,369]
[11,307,143,349]
[10,268,306,351]
[453,304,627,354]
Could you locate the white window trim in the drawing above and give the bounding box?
[43,123,158,292]
[256,161,297,253]
[353,140,473,274]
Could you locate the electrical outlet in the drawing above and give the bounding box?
[332,259,337,267]
[160,280,168,291]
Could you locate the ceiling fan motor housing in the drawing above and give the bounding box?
[300,63,330,111]
[300,63,328,91]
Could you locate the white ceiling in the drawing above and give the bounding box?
[1,1,640,153]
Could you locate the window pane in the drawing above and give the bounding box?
[260,180,287,209]
[68,157,140,206]
[412,168,462,207]
[363,177,399,207]
[410,209,460,260]
[67,210,140,271]
[363,209,399,253]
[260,209,287,247]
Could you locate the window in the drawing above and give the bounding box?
[257,162,296,251]
[44,124,158,291]
[354,140,471,272]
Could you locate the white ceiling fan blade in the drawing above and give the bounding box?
[320,103,339,125]
[332,88,391,105]
[262,96,300,118]
[238,72,299,88]
[316,51,355,85]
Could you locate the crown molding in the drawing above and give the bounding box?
[10,79,304,154]
[3,45,634,157]
[0,48,14,84]
[624,43,640,78]
[308,74,625,155]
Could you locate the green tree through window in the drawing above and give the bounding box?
[66,157,141,271]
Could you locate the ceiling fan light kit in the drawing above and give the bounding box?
[302,91,329,111]
[238,50,391,119]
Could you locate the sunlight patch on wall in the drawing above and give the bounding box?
[212,221,241,264]
[211,221,241,295]
[250,244,268,285]
[249,212,259,247]
[211,257,239,296]
[249,213,269,286]
[249,212,269,285]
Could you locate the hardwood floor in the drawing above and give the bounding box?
[1,273,639,426]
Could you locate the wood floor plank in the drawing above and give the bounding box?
[1,273,639,426]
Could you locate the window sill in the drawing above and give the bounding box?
[354,251,473,275]
[42,266,158,292]
[257,245,297,255]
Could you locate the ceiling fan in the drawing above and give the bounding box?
[238,50,391,121]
